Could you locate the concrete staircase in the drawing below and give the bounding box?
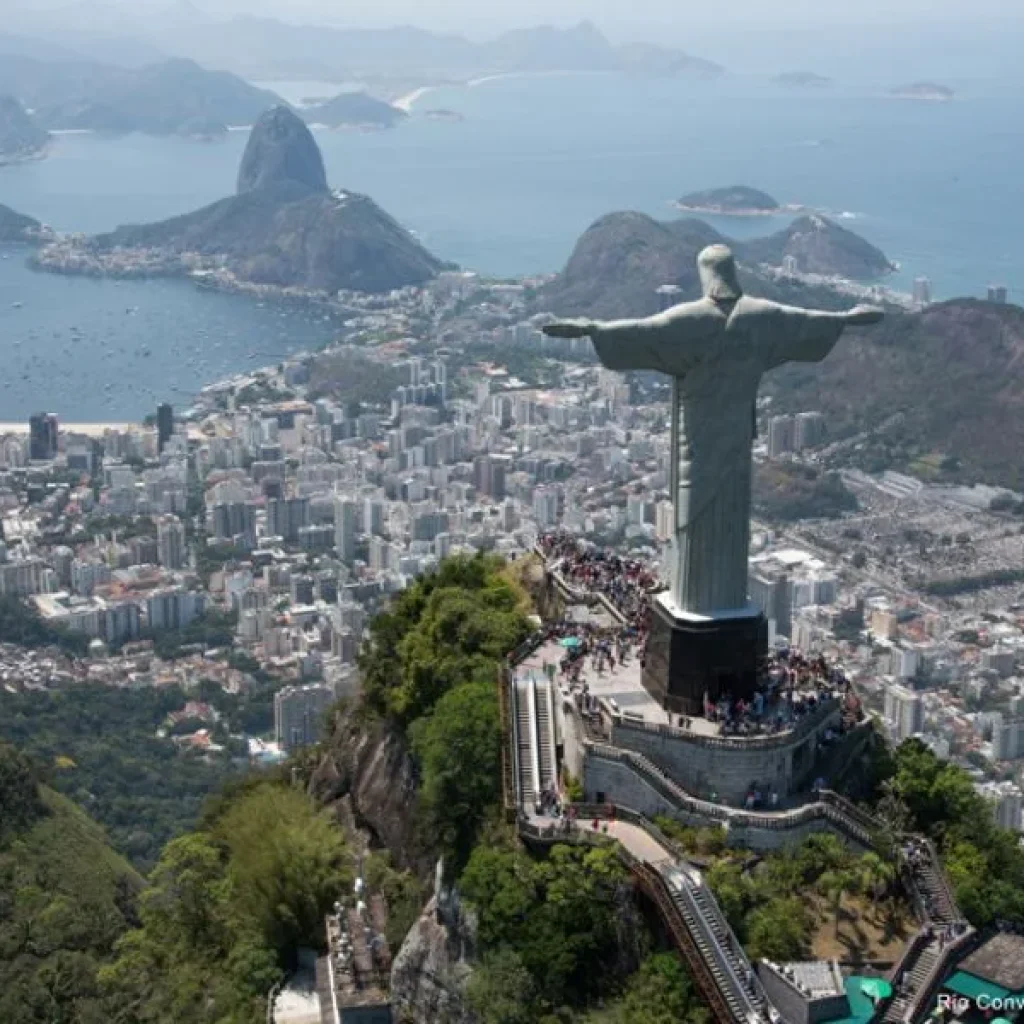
[884,938,940,1023]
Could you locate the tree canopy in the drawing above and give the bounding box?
[883,738,1024,925]
[100,781,351,1024]
[359,552,532,726]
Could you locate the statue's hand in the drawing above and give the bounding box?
[542,318,595,339]
[846,304,884,326]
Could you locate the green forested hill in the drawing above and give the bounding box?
[765,298,1024,489]
[0,744,142,1024]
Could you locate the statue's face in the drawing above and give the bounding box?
[698,245,742,302]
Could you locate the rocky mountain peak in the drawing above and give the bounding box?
[236,104,328,196]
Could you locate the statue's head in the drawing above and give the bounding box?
[698,245,742,303]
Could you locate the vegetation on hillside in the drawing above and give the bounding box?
[101,780,351,1024]
[355,553,532,875]
[766,300,1024,490]
[753,463,858,521]
[462,842,634,1017]
[667,827,907,963]
[877,739,1024,926]
[0,743,142,1024]
[0,685,243,870]
[0,595,90,657]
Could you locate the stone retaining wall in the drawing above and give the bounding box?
[609,704,841,804]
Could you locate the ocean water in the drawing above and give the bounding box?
[1,72,1022,420]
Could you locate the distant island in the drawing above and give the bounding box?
[33,106,447,294]
[0,95,49,165]
[302,91,407,130]
[423,109,465,123]
[773,72,832,89]
[675,186,781,216]
[889,82,954,102]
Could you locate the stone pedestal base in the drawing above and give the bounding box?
[641,596,767,716]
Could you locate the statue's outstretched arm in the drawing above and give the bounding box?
[542,311,680,373]
[766,302,884,367]
[541,311,670,340]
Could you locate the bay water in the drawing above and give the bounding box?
[1,72,1021,420]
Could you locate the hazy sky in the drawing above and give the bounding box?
[188,0,1017,31]
[13,0,1024,82]
[24,0,1021,35]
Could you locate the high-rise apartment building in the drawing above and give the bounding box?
[274,683,334,751]
[334,498,358,563]
[884,683,923,743]
[266,497,311,543]
[157,515,187,570]
[28,412,58,461]
[156,403,174,452]
[767,415,796,459]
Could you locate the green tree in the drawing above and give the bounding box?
[214,783,352,957]
[359,554,531,726]
[465,949,537,1024]
[0,743,44,838]
[746,897,809,960]
[614,952,709,1024]
[410,680,502,876]
[856,851,895,907]
[460,842,628,1009]
[100,781,351,1023]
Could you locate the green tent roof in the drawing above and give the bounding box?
[825,977,879,1024]
[859,978,893,1001]
[943,970,1014,1002]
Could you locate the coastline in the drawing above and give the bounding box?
[393,86,438,112]
[0,143,50,168]
[392,68,603,112]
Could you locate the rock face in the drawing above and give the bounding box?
[307,706,432,876]
[539,211,854,317]
[84,104,446,293]
[390,885,479,1024]
[0,95,48,162]
[237,105,328,195]
[742,214,895,279]
[540,211,728,317]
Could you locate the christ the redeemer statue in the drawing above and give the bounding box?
[544,245,883,624]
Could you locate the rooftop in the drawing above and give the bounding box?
[957,931,1024,993]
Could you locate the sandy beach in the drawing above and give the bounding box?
[393,86,438,112]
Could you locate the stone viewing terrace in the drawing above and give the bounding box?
[532,532,858,746]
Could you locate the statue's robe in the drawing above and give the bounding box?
[591,296,847,616]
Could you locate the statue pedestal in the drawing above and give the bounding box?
[641,593,767,716]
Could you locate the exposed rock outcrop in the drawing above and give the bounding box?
[308,705,432,877]
[237,105,328,195]
[53,104,447,293]
[390,876,479,1024]
[741,213,895,279]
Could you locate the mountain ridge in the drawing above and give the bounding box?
[0,94,48,162]
[538,209,892,318]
